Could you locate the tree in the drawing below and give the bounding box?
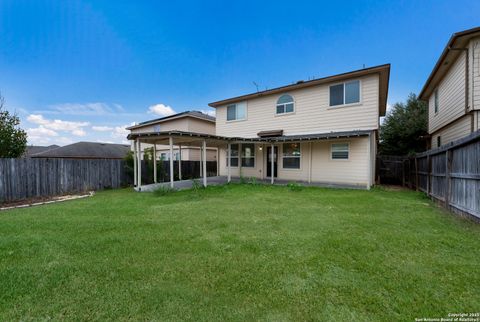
[379,93,428,156]
[0,93,27,158]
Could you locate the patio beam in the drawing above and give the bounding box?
[169,136,174,188]
[203,139,207,187]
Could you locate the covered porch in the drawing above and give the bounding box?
[127,129,375,191]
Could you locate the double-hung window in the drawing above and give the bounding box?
[241,144,255,167]
[276,95,295,114]
[226,102,246,121]
[227,144,239,167]
[331,143,349,160]
[329,80,360,106]
[434,89,439,113]
[282,143,301,169]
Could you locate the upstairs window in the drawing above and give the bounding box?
[227,144,239,167]
[282,143,301,169]
[227,102,246,121]
[329,80,360,106]
[434,89,439,113]
[276,95,295,114]
[153,125,161,132]
[331,143,349,160]
[437,136,441,148]
[241,144,255,167]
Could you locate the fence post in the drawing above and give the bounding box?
[426,155,431,196]
[402,160,405,187]
[415,157,419,191]
[445,149,452,208]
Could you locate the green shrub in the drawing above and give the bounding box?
[248,177,258,185]
[287,182,303,191]
[153,185,176,196]
[191,179,203,192]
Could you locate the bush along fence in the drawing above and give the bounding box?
[378,130,480,221]
[0,158,130,203]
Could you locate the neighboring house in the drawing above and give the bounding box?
[24,145,60,157]
[209,64,390,189]
[126,111,217,161]
[30,142,130,159]
[419,26,480,148]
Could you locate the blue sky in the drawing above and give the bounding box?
[0,0,478,145]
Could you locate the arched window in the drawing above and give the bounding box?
[276,94,294,114]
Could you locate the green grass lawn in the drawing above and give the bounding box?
[0,184,479,321]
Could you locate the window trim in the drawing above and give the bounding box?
[281,143,302,170]
[328,79,362,108]
[227,144,239,168]
[226,102,247,123]
[330,142,350,161]
[275,94,296,116]
[241,143,255,168]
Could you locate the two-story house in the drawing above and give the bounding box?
[127,111,217,161]
[209,64,390,189]
[419,26,480,148]
[128,65,390,190]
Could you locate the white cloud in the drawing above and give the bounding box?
[92,126,114,132]
[27,126,59,137]
[200,109,216,117]
[72,129,87,136]
[48,102,118,116]
[148,103,176,117]
[27,114,89,132]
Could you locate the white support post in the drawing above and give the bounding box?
[178,145,182,181]
[169,136,174,188]
[308,142,312,184]
[202,140,207,187]
[199,147,203,177]
[153,143,157,183]
[133,140,137,186]
[239,143,242,178]
[270,144,274,184]
[137,139,142,190]
[216,148,219,176]
[227,143,231,183]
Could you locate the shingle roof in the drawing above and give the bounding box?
[126,110,215,130]
[24,145,60,157]
[30,142,130,159]
[208,64,390,116]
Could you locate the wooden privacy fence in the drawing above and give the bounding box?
[0,158,129,203]
[379,130,480,220]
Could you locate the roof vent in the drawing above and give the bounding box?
[296,80,304,84]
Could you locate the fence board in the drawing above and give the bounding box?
[378,130,480,220]
[0,158,129,203]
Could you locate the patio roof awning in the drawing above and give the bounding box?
[127,129,373,146]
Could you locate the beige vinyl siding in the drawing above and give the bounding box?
[472,38,480,110]
[215,75,379,137]
[428,51,466,133]
[130,118,189,134]
[310,137,369,186]
[187,118,216,134]
[219,137,370,187]
[187,148,217,161]
[431,115,472,147]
